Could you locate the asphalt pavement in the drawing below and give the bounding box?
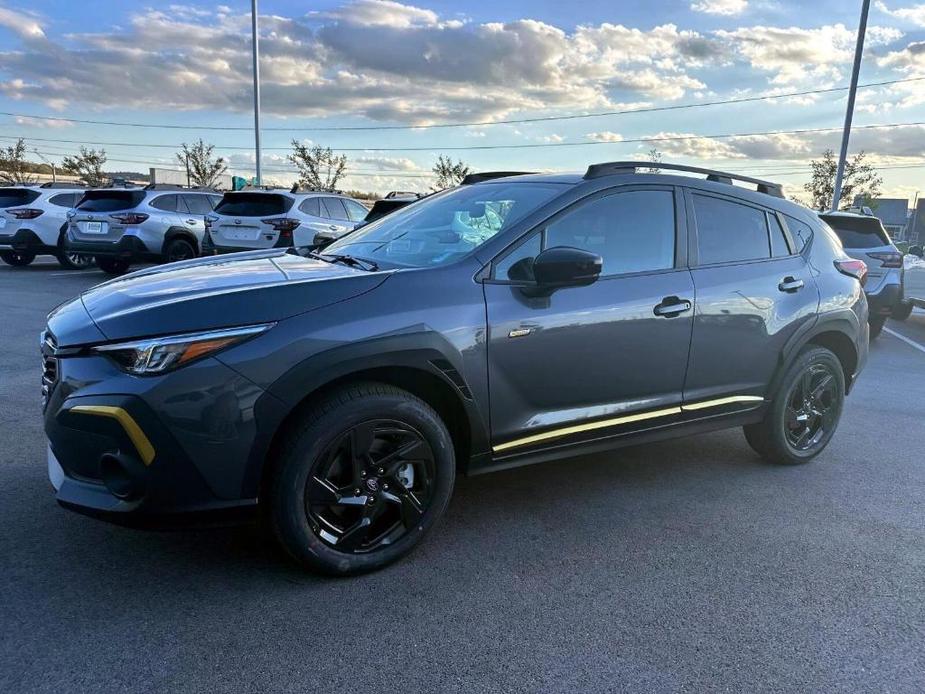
[1,258,923,693]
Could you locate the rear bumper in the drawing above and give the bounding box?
[865,281,902,315]
[0,228,57,254]
[65,234,156,261]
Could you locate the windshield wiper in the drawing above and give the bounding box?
[309,251,379,272]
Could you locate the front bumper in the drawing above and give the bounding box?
[42,345,285,527]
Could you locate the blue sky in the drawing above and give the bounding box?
[1,0,925,199]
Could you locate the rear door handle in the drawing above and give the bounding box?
[653,296,692,317]
[778,276,804,293]
[186,219,198,225]
[329,225,339,231]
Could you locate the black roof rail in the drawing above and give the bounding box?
[461,171,534,185]
[39,181,87,189]
[583,161,784,198]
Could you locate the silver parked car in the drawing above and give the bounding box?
[819,211,904,339]
[0,183,93,269]
[64,184,222,275]
[203,188,368,253]
[895,250,925,320]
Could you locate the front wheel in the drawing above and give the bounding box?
[744,346,845,466]
[164,238,196,263]
[269,382,455,575]
[95,256,131,275]
[1,250,35,267]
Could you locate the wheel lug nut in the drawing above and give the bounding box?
[378,467,384,475]
[361,470,367,478]
[354,488,361,495]
[383,483,389,490]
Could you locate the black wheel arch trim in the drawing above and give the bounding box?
[161,227,200,256]
[238,334,490,498]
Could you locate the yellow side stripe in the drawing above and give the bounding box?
[69,405,156,466]
[492,395,764,453]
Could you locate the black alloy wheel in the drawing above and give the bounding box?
[57,251,95,270]
[164,238,196,263]
[783,363,839,452]
[306,420,435,552]
[0,250,36,266]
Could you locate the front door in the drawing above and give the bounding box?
[484,186,695,456]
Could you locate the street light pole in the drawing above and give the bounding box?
[251,0,262,186]
[831,0,870,211]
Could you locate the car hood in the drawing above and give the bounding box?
[49,249,390,345]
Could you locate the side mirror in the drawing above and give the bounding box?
[531,246,602,289]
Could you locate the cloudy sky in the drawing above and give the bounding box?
[1,0,925,199]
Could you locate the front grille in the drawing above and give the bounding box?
[41,332,58,410]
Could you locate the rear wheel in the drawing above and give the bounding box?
[891,301,913,322]
[744,346,845,466]
[164,238,196,263]
[1,250,35,267]
[269,382,455,575]
[96,256,131,275]
[869,316,886,340]
[56,250,95,270]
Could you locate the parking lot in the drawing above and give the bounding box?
[1,258,923,692]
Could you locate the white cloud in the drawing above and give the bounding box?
[587,131,625,142]
[875,1,925,27]
[322,0,439,28]
[0,6,44,39]
[353,156,422,171]
[14,115,72,128]
[691,0,748,16]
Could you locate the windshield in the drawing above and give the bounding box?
[324,182,564,267]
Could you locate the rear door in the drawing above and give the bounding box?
[484,185,695,455]
[683,190,819,408]
[181,194,212,242]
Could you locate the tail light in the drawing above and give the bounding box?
[834,258,868,286]
[7,207,44,219]
[866,251,903,268]
[262,218,300,246]
[110,212,149,225]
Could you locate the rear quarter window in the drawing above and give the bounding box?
[783,215,814,253]
[820,215,890,248]
[214,193,293,217]
[76,190,145,212]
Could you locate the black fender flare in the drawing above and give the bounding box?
[769,308,862,400]
[240,333,490,497]
[161,227,199,256]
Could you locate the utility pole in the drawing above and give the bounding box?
[831,0,870,211]
[251,0,262,186]
[184,152,191,188]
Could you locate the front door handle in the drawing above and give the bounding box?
[329,225,339,231]
[186,219,198,225]
[653,296,692,317]
[778,276,804,293]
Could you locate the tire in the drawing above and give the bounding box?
[56,250,95,270]
[0,250,36,267]
[743,346,845,466]
[95,256,131,275]
[868,316,886,340]
[269,382,455,576]
[891,301,913,322]
[163,238,196,264]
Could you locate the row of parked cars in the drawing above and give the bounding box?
[0,182,420,275]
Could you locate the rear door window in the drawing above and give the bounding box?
[76,190,145,212]
[214,193,293,217]
[820,215,891,248]
[0,188,41,207]
[692,194,771,265]
[321,197,349,220]
[343,199,369,222]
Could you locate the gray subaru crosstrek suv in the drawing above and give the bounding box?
[42,162,868,575]
[64,184,222,275]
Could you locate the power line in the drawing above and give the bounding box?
[6,120,925,152]
[3,76,924,133]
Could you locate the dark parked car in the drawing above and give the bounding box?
[42,162,868,575]
[818,211,902,338]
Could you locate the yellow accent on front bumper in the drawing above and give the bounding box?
[69,405,156,466]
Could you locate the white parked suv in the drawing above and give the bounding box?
[0,183,93,269]
[202,188,368,253]
[64,184,222,275]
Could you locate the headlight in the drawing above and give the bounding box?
[92,324,274,375]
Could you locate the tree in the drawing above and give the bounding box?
[644,147,662,174]
[0,138,38,184]
[62,147,108,187]
[287,141,347,192]
[431,155,471,191]
[177,139,227,188]
[803,149,882,211]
